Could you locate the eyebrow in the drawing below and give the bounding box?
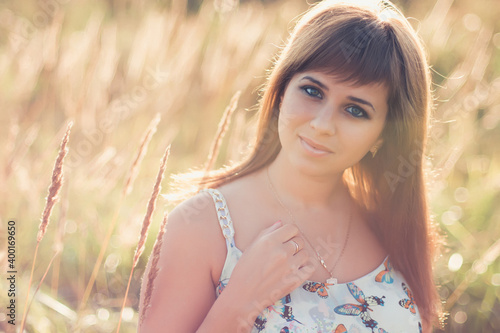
[300,76,376,113]
[300,76,329,91]
[347,96,376,113]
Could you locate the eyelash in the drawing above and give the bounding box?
[346,105,369,119]
[301,86,323,99]
[300,85,370,119]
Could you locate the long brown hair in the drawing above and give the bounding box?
[169,0,442,326]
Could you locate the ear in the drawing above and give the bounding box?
[374,138,384,148]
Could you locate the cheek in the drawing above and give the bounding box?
[278,98,311,133]
[338,123,385,157]
[278,111,308,147]
[278,111,300,133]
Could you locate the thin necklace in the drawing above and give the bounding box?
[266,166,352,285]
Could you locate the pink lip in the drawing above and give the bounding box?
[299,136,333,153]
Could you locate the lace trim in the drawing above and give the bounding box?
[200,188,236,248]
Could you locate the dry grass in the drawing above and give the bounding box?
[79,113,162,311]
[37,122,73,243]
[20,121,72,332]
[203,90,242,173]
[123,113,162,196]
[133,145,171,268]
[139,211,168,325]
[116,144,170,333]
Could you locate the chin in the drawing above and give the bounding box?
[288,154,337,178]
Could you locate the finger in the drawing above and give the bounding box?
[288,239,300,255]
[255,220,283,240]
[287,236,304,255]
[268,223,300,242]
[261,220,282,235]
[289,248,310,265]
[286,262,315,289]
[297,263,316,281]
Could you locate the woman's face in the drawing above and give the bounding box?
[277,70,389,177]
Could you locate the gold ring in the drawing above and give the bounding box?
[291,240,299,255]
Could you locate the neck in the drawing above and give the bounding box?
[264,152,351,213]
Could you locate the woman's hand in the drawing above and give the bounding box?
[221,220,315,326]
[139,192,314,333]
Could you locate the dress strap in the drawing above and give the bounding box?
[199,188,236,249]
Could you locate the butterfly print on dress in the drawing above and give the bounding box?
[216,278,228,295]
[254,294,303,331]
[334,282,385,331]
[302,282,335,298]
[334,324,347,333]
[375,258,394,284]
[399,282,417,315]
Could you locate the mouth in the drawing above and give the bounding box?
[299,136,333,155]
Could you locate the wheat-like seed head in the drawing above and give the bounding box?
[37,121,73,243]
[204,91,241,172]
[123,113,161,196]
[140,210,168,324]
[133,144,171,267]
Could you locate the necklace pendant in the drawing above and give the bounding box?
[326,277,338,285]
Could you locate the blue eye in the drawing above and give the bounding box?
[346,105,368,119]
[302,86,322,99]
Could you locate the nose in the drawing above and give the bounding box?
[309,105,336,136]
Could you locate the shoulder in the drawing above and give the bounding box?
[168,190,217,227]
[138,191,226,331]
[165,190,227,249]
[164,190,227,271]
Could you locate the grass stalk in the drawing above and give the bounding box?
[139,211,168,324]
[22,250,62,329]
[51,182,69,297]
[116,144,171,333]
[19,121,72,333]
[203,91,241,173]
[79,114,161,310]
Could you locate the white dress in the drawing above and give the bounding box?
[201,188,423,333]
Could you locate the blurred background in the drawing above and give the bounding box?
[0,0,499,332]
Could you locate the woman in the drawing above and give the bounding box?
[139,0,443,332]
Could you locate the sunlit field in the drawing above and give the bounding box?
[0,0,499,332]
